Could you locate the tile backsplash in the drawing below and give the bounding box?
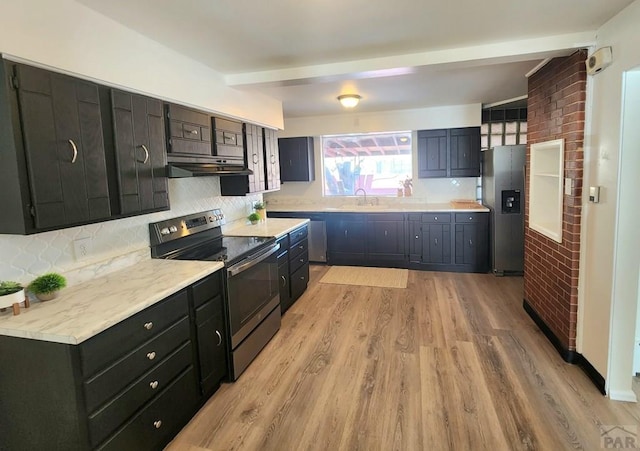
[0,178,260,285]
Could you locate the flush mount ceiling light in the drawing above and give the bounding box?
[337,94,362,108]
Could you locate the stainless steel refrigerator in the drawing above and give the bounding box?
[482,145,526,275]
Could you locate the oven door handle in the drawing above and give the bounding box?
[227,242,280,276]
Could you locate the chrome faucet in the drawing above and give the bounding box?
[355,188,367,206]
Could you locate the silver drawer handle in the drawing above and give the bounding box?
[143,322,153,330]
[68,139,78,163]
[253,153,259,164]
[146,351,156,360]
[434,238,438,245]
[149,380,159,390]
[153,420,162,429]
[384,230,388,236]
[216,330,222,346]
[469,239,473,246]
[281,275,287,287]
[189,129,198,135]
[140,144,150,164]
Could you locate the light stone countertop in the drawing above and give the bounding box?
[0,259,224,344]
[267,202,489,213]
[223,218,310,238]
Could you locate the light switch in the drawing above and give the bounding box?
[564,178,572,195]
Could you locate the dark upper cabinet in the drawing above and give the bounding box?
[264,128,281,191]
[449,127,481,177]
[417,127,480,178]
[220,124,283,196]
[245,123,266,193]
[417,129,448,178]
[278,137,315,182]
[165,103,211,158]
[111,90,169,215]
[10,63,111,231]
[212,116,244,165]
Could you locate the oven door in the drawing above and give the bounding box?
[226,242,280,349]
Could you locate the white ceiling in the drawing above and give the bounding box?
[78,0,633,118]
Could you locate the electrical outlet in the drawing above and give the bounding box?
[73,237,92,261]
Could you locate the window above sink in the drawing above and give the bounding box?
[321,131,412,197]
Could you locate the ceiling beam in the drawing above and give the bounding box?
[225,31,596,87]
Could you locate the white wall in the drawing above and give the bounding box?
[0,0,283,128]
[266,104,481,204]
[0,178,261,287]
[578,0,640,399]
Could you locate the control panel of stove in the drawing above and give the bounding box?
[149,209,226,245]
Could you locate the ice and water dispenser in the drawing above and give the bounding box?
[501,190,521,214]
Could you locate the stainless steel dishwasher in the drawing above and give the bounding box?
[308,218,327,262]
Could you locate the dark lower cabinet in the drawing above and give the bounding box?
[366,214,405,266]
[190,272,227,396]
[423,223,452,264]
[111,90,169,215]
[326,215,366,265]
[284,225,309,312]
[276,235,292,313]
[0,271,229,451]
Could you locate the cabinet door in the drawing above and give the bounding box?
[455,223,478,265]
[278,255,291,313]
[408,220,422,262]
[246,124,265,192]
[417,129,448,178]
[327,219,366,254]
[15,64,111,229]
[423,223,451,264]
[449,127,480,177]
[112,90,169,215]
[195,294,227,395]
[366,219,405,262]
[279,137,315,182]
[264,128,281,190]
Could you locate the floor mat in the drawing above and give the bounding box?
[319,266,408,289]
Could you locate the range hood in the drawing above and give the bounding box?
[166,162,253,178]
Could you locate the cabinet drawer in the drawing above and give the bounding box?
[290,264,309,302]
[290,250,308,274]
[88,341,193,447]
[421,213,451,223]
[289,225,308,246]
[289,238,308,260]
[97,366,199,451]
[80,290,189,377]
[84,317,191,414]
[192,272,222,310]
[455,212,483,223]
[182,123,202,140]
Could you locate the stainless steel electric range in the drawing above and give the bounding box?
[149,210,280,380]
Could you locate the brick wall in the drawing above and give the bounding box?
[524,50,587,352]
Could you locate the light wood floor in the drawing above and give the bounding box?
[167,265,640,451]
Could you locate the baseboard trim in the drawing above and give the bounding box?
[609,390,638,402]
[523,299,606,395]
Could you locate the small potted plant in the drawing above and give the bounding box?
[28,272,67,301]
[0,281,24,310]
[254,201,267,221]
[248,212,261,225]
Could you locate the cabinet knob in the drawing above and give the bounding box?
[344,230,348,237]
[434,238,438,245]
[153,420,162,429]
[298,244,304,250]
[215,330,222,346]
[149,380,159,390]
[299,258,304,263]
[469,216,473,220]
[300,276,306,281]
[384,230,388,236]
[469,239,473,246]
[415,235,419,239]
[146,351,156,360]
[143,322,153,330]
[434,216,438,221]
